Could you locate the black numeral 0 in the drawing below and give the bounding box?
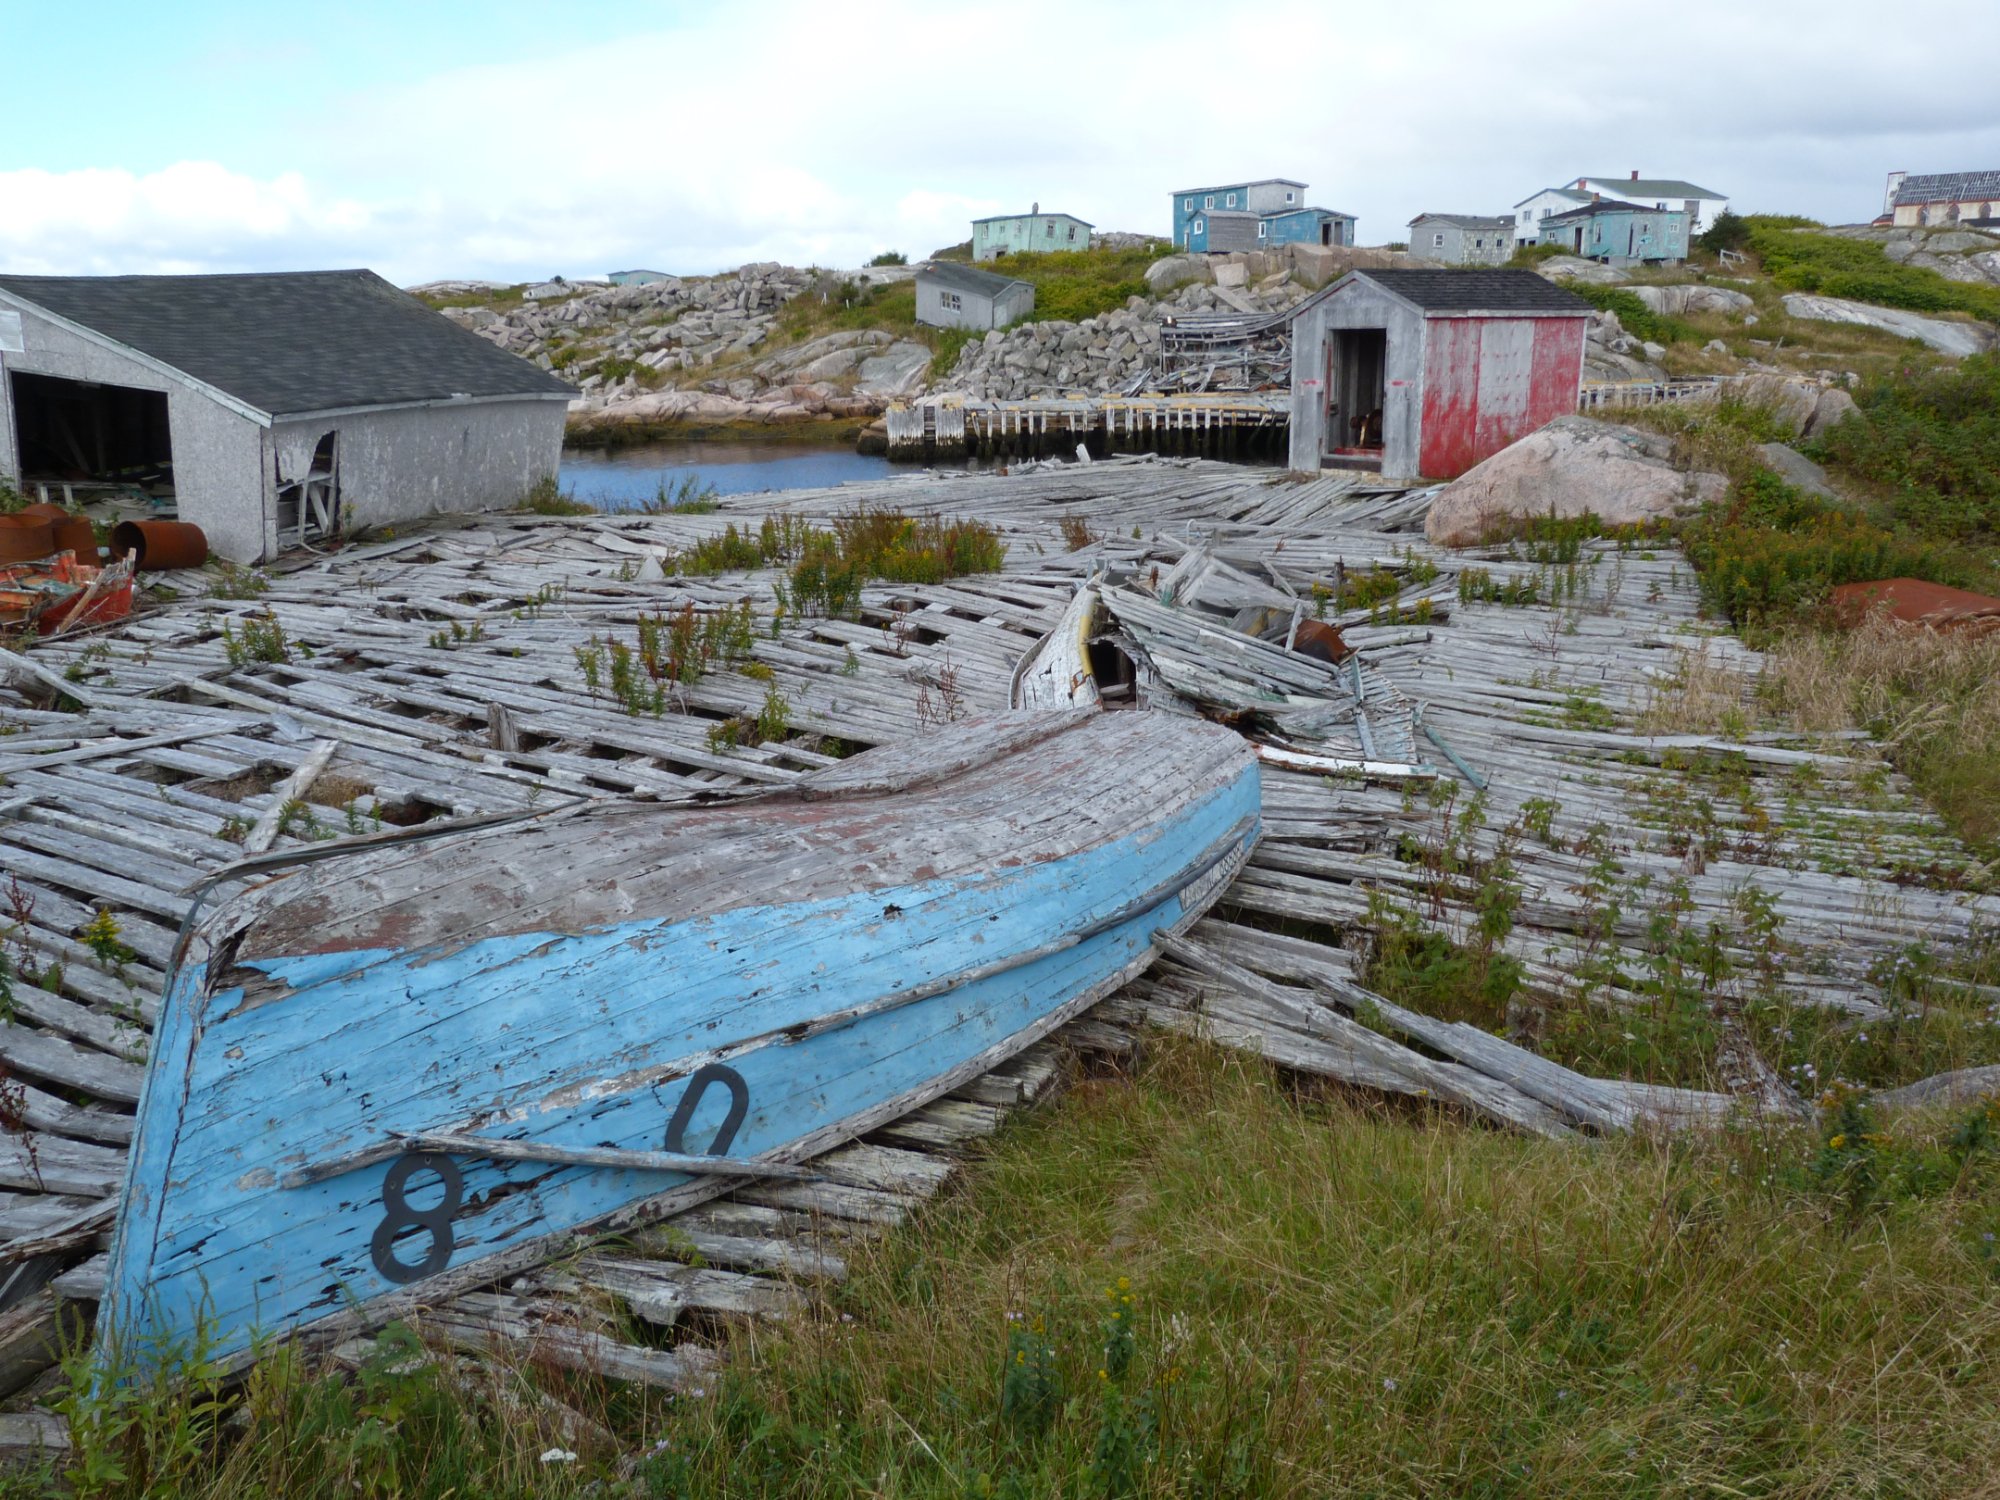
[370,1152,462,1285]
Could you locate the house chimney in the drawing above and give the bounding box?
[1630,170,1639,182]
[1591,192,1601,202]
[1031,200,1039,216]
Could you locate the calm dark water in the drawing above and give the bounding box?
[559,441,895,510]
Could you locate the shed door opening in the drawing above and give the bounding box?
[1320,221,1334,246]
[1324,328,1387,459]
[6,371,173,504]
[275,431,339,547]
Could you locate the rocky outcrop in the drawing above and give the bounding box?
[1755,442,1836,498]
[441,263,818,386]
[1537,256,1630,285]
[1627,284,1757,317]
[1424,416,1727,547]
[1825,224,2000,286]
[1779,294,1998,357]
[1803,386,1861,438]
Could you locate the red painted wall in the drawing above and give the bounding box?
[1418,315,1584,479]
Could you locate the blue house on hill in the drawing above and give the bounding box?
[1170,179,1356,253]
[1537,199,1689,267]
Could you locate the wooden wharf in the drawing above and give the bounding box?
[0,454,1993,1412]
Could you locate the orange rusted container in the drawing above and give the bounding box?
[0,516,57,565]
[19,503,99,560]
[110,519,208,571]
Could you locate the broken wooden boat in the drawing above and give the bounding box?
[100,709,1260,1365]
[1012,576,1430,778]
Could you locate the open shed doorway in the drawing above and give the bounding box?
[6,371,173,504]
[275,431,339,548]
[1323,327,1386,467]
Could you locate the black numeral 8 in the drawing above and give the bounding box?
[370,1152,462,1285]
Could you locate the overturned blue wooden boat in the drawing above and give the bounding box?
[101,709,1259,1365]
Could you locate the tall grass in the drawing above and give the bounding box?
[1765,616,2000,854]
[32,1039,2000,1498]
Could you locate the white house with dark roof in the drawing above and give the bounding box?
[0,270,574,563]
[1883,171,2000,227]
[1511,187,1594,245]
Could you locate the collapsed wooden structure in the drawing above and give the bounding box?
[0,455,1994,1413]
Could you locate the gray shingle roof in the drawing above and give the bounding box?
[917,262,1031,298]
[1540,198,1679,224]
[0,269,573,417]
[970,210,1093,227]
[1409,213,1514,231]
[1894,171,2000,206]
[1353,269,1591,313]
[1583,177,1722,200]
[1171,178,1306,197]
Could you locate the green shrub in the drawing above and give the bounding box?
[1566,285,1698,347]
[1696,209,1750,257]
[1812,352,2000,541]
[1681,472,1962,628]
[517,475,594,516]
[1743,217,2000,324]
[867,251,907,267]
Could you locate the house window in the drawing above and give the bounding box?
[1473,237,1483,248]
[1067,226,1077,241]
[1226,193,1237,207]
[1257,221,1267,239]
[1432,232,1445,247]
[1286,191,1295,203]
[1538,207,1549,218]
[1183,197,1192,211]
[1203,195,1213,209]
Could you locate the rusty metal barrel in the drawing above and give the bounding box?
[110,519,209,571]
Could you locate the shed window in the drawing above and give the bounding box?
[1257,221,1267,239]
[1432,232,1445,247]
[1067,225,1077,240]
[1193,218,1204,234]
[941,291,962,311]
[1286,191,1295,203]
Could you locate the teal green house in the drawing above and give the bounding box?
[1536,199,1688,267]
[972,204,1092,262]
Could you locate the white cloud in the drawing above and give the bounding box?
[0,162,378,275]
[5,0,1999,283]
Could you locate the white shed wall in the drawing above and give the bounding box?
[275,398,569,534]
[0,302,271,563]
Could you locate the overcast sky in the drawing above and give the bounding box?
[3,0,1996,286]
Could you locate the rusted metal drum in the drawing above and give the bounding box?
[18,503,99,559]
[0,515,58,564]
[110,519,209,571]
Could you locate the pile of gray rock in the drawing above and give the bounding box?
[937,277,1315,401]
[441,263,817,389]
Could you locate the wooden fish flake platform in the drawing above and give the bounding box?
[1,454,1995,1407]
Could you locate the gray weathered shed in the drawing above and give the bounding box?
[0,270,573,563]
[914,263,1035,332]
[1407,214,1515,266]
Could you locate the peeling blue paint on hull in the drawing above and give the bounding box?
[101,710,1261,1366]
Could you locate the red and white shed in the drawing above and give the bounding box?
[1286,269,1591,481]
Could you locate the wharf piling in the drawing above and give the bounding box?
[884,394,1289,464]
